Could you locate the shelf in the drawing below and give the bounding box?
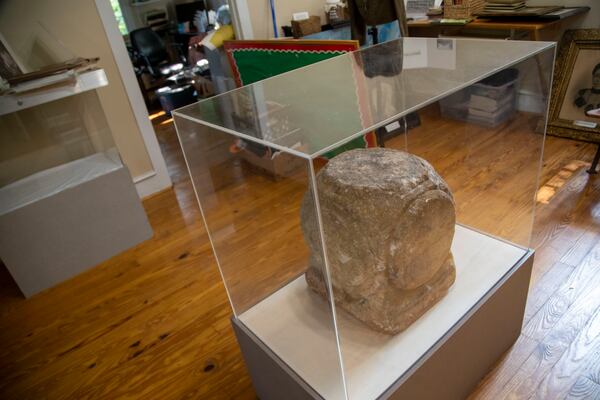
[239,225,527,400]
[0,69,108,116]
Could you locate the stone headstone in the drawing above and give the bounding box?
[301,148,456,335]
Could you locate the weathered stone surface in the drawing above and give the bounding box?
[301,148,456,335]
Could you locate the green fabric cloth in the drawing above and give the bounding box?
[231,49,348,86]
[229,46,373,158]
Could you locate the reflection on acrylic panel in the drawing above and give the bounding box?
[173,116,314,315]
[0,91,116,187]
[174,111,348,400]
[176,38,551,158]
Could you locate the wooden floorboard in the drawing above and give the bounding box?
[487,244,600,400]
[566,376,600,400]
[1,106,599,399]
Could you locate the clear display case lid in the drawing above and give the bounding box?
[174,38,554,159]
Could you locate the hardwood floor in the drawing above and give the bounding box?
[1,106,599,399]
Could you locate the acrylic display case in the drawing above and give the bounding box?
[0,69,152,297]
[173,38,555,400]
[0,71,120,207]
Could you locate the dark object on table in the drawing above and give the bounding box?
[156,84,196,115]
[325,20,351,30]
[347,0,408,45]
[538,7,591,20]
[376,113,421,145]
[475,6,565,18]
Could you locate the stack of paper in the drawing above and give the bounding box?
[484,0,526,12]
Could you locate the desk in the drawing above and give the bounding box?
[408,8,589,41]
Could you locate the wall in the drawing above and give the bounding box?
[248,0,325,39]
[0,0,155,181]
[244,0,598,40]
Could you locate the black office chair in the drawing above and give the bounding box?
[129,27,184,77]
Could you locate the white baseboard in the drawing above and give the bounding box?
[134,171,172,199]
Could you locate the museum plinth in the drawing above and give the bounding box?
[232,226,533,400]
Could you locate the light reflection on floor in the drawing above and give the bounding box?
[536,160,590,204]
[149,110,166,120]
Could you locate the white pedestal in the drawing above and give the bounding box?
[232,226,534,400]
[0,162,152,297]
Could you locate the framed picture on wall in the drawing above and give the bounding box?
[547,29,600,142]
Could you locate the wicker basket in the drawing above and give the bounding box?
[444,0,485,19]
[291,16,321,38]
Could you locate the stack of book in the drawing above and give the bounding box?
[467,68,519,126]
[439,68,519,127]
[483,0,526,13]
[467,92,515,126]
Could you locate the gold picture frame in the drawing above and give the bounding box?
[547,29,600,143]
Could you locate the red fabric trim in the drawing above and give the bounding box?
[224,48,243,88]
[224,42,358,53]
[365,131,378,148]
